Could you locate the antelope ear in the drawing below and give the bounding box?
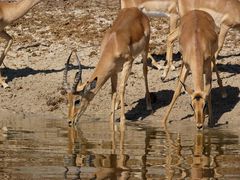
[83,77,98,94]
[180,80,193,95]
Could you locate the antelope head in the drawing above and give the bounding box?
[63,50,97,126]
[180,81,207,130]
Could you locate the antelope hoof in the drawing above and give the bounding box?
[170,64,176,71]
[155,64,164,70]
[149,109,154,115]
[2,83,9,89]
[161,75,166,82]
[0,77,9,89]
[147,105,152,111]
[161,68,169,81]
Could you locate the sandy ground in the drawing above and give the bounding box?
[0,0,239,131]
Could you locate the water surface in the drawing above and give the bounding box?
[0,117,239,179]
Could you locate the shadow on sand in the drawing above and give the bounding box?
[125,89,174,121]
[180,85,239,127]
[217,52,240,60]
[151,51,182,63]
[211,85,240,126]
[217,63,240,74]
[2,64,94,83]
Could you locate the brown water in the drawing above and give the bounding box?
[0,117,239,180]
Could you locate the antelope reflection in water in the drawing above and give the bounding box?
[191,133,208,179]
[163,125,186,179]
[163,126,222,179]
[190,132,221,179]
[64,121,129,180]
[63,121,229,179]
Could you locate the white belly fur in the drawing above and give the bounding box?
[139,1,171,17]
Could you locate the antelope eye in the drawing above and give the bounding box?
[75,99,80,106]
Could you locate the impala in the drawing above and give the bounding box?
[120,0,178,70]
[0,0,42,88]
[162,0,240,79]
[162,10,226,129]
[191,133,213,179]
[63,8,152,126]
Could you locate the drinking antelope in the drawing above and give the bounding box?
[162,10,226,129]
[63,8,152,126]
